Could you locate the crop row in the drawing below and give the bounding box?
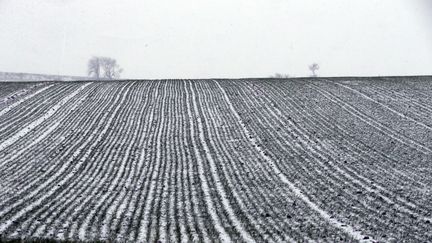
[0,79,431,242]
[218,78,432,242]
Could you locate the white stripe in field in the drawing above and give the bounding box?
[0,83,91,152]
[183,81,231,242]
[198,81,288,242]
[214,80,374,242]
[310,83,432,154]
[135,83,164,243]
[181,82,210,242]
[99,85,147,239]
[187,81,255,243]
[0,122,60,168]
[0,84,55,117]
[75,85,131,240]
[330,80,432,132]
[0,87,31,106]
[0,84,125,234]
[155,82,173,242]
[254,87,423,217]
[19,84,121,239]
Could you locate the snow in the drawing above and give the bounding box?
[0,84,55,117]
[214,79,375,242]
[0,83,90,152]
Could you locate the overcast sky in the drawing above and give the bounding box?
[0,0,431,79]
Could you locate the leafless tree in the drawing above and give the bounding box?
[100,57,123,80]
[271,73,290,78]
[87,56,123,80]
[87,56,101,79]
[309,63,319,77]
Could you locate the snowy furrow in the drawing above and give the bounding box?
[170,80,193,242]
[233,79,432,240]
[121,81,166,242]
[187,80,255,242]
[0,83,109,197]
[95,81,152,240]
[349,80,432,118]
[198,81,304,241]
[233,81,418,238]
[181,80,233,242]
[179,80,211,242]
[1,79,431,242]
[0,84,55,117]
[0,83,43,107]
[0,83,129,234]
[69,85,131,237]
[309,82,432,154]
[0,83,97,202]
[252,80,431,232]
[11,83,117,238]
[0,83,98,191]
[32,83,130,239]
[39,82,137,239]
[265,80,426,185]
[196,81,295,242]
[104,82,155,242]
[0,123,59,169]
[155,81,175,242]
[0,83,91,152]
[149,81,181,242]
[43,82,144,240]
[215,80,374,242]
[325,80,432,146]
[151,84,173,238]
[264,81,431,211]
[213,81,347,242]
[0,83,95,204]
[275,82,424,183]
[0,84,75,137]
[136,81,172,242]
[0,122,61,204]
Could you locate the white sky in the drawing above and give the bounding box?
[0,0,431,79]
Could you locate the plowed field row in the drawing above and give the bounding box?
[0,78,431,242]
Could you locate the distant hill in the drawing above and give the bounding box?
[0,71,90,82]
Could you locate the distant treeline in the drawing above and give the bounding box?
[0,72,90,82]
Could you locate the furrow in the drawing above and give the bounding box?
[0,83,99,201]
[260,80,432,225]
[215,80,375,242]
[179,80,210,242]
[0,83,128,234]
[181,80,232,242]
[0,83,92,152]
[0,84,98,187]
[0,84,75,137]
[0,84,55,117]
[8,83,117,238]
[189,80,256,242]
[136,81,170,242]
[196,81,296,242]
[308,82,432,154]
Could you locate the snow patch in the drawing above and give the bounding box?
[214,80,375,242]
[0,83,90,152]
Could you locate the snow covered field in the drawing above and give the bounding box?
[0,77,431,242]
[0,72,89,82]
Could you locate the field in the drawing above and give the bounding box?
[0,72,88,82]
[0,77,431,242]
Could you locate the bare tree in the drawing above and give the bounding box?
[309,63,320,77]
[271,73,290,79]
[87,56,123,80]
[87,56,101,79]
[100,57,123,80]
